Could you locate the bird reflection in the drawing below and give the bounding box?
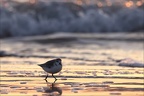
[43,82,62,96]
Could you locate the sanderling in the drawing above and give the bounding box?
[38,58,62,82]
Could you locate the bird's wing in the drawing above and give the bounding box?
[38,59,56,68]
[44,59,56,68]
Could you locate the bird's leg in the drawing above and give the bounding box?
[52,74,57,83]
[45,79,48,83]
[45,74,48,79]
[44,74,48,82]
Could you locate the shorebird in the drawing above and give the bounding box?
[38,58,62,82]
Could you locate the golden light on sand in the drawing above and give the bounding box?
[125,1,134,7]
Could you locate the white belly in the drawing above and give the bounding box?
[42,65,62,74]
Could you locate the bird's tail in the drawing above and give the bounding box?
[38,64,42,66]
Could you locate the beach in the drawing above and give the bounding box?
[0,32,144,96]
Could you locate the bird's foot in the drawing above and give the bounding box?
[53,79,57,83]
[44,79,48,82]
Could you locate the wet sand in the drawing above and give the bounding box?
[0,33,144,96]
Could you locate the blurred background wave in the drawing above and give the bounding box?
[0,0,144,38]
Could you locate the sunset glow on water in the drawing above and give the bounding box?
[1,0,144,7]
[0,0,144,37]
[0,0,144,96]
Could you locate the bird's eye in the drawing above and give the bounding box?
[57,60,60,63]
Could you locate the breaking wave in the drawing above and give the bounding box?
[0,1,144,38]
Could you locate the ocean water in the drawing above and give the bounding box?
[0,0,144,38]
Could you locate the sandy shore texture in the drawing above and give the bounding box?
[0,33,144,96]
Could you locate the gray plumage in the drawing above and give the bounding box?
[38,58,62,82]
[39,58,62,69]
